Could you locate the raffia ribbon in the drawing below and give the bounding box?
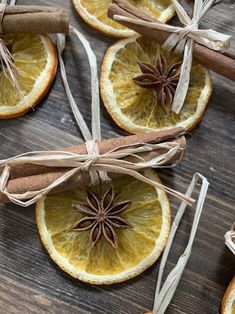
[114,0,231,114]
[225,223,235,255]
[85,140,110,185]
[151,173,209,314]
[0,140,193,207]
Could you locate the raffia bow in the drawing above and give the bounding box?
[114,0,231,114]
[0,139,194,207]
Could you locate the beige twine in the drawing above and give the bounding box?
[152,173,209,314]
[114,0,231,114]
[0,140,190,207]
[85,140,109,186]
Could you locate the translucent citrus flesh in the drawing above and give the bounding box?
[108,37,208,129]
[40,174,166,277]
[78,0,172,31]
[0,34,48,106]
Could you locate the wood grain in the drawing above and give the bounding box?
[0,0,234,314]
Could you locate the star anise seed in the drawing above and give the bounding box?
[72,186,132,248]
[132,54,182,114]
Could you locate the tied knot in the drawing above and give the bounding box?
[80,154,99,172]
[163,20,199,53]
[85,140,109,185]
[184,20,199,35]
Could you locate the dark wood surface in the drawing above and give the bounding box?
[0,0,235,313]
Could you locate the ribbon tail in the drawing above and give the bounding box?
[57,32,93,142]
[113,15,178,33]
[192,0,203,21]
[171,0,191,25]
[190,29,231,51]
[93,164,194,205]
[199,0,219,20]
[1,167,81,207]
[70,26,101,141]
[171,39,193,114]
[152,173,209,314]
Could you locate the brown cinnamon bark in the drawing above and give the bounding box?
[108,0,235,81]
[1,6,69,34]
[0,128,186,204]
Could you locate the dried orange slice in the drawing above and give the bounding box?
[36,169,170,284]
[222,277,235,314]
[72,0,174,38]
[100,36,212,134]
[0,34,57,119]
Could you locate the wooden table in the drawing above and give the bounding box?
[0,0,234,313]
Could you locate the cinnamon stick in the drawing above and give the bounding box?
[108,0,235,81]
[8,127,184,179]
[0,128,186,204]
[1,6,69,34]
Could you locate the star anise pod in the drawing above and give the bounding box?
[72,186,132,248]
[132,55,182,113]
